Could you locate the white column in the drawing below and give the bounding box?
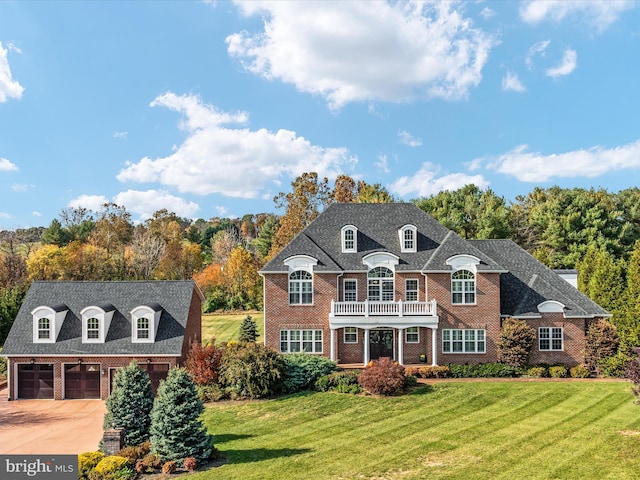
[364,328,370,366]
[397,328,404,365]
[330,328,336,362]
[431,327,438,366]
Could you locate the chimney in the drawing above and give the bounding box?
[554,269,578,289]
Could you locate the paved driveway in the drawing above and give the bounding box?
[0,387,107,454]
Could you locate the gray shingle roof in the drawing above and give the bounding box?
[471,240,609,318]
[2,280,199,356]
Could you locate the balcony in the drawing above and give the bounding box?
[329,299,439,329]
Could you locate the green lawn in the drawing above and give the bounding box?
[201,312,264,344]
[193,381,640,480]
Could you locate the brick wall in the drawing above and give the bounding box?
[524,313,589,367]
[181,288,203,361]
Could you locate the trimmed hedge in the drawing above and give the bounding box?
[447,362,518,378]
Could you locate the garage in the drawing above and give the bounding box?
[64,364,101,399]
[109,363,170,396]
[17,364,54,399]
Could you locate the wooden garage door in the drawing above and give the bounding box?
[65,364,101,399]
[17,364,54,399]
[143,363,170,394]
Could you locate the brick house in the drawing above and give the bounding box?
[260,203,609,367]
[2,280,203,400]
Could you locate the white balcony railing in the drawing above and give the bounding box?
[330,299,437,317]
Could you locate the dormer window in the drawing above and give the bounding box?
[131,303,162,343]
[32,305,68,343]
[341,225,358,253]
[81,304,115,343]
[399,225,417,253]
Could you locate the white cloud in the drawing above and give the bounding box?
[227,1,496,109]
[214,206,228,217]
[0,212,11,219]
[480,7,496,19]
[0,41,25,103]
[11,183,34,192]
[486,140,640,182]
[525,40,550,69]
[113,190,200,220]
[520,0,633,32]
[67,194,109,212]
[113,131,128,139]
[545,49,577,78]
[390,162,489,197]
[374,154,390,173]
[32,211,41,217]
[502,72,526,92]
[398,130,423,147]
[117,92,357,198]
[0,158,18,172]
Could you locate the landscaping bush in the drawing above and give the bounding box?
[184,337,224,385]
[526,366,548,378]
[196,383,227,403]
[405,374,418,388]
[358,357,406,396]
[0,348,6,380]
[115,441,150,467]
[419,365,451,378]
[93,456,132,480]
[162,460,177,474]
[219,342,285,399]
[238,315,259,342]
[585,320,620,376]
[315,370,360,393]
[150,368,213,464]
[498,318,536,369]
[548,365,568,378]
[283,353,338,393]
[78,451,105,479]
[103,361,155,447]
[183,457,197,472]
[447,363,516,378]
[570,365,591,378]
[136,453,162,474]
[600,351,629,378]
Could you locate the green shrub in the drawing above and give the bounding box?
[526,366,548,378]
[94,456,129,477]
[283,353,338,393]
[570,365,591,378]
[548,365,568,378]
[600,351,630,378]
[78,451,105,479]
[238,315,259,342]
[358,358,406,396]
[220,342,285,399]
[447,363,516,378]
[315,370,360,392]
[196,383,227,402]
[334,383,362,394]
[405,374,418,388]
[585,320,620,376]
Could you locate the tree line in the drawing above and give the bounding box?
[1,174,640,363]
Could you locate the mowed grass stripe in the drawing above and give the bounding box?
[201,312,264,344]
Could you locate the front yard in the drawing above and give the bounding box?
[194,380,640,479]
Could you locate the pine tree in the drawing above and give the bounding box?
[103,361,155,446]
[238,315,258,343]
[150,367,213,464]
[497,318,536,369]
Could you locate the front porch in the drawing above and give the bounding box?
[328,299,439,367]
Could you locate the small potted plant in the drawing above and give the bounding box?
[419,354,427,363]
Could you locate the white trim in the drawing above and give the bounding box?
[362,252,399,270]
[31,306,67,343]
[130,305,162,343]
[399,224,417,253]
[344,326,358,344]
[283,255,318,274]
[405,278,419,302]
[538,327,564,351]
[446,254,481,273]
[405,326,419,343]
[343,278,358,302]
[341,225,358,253]
[80,306,115,344]
[537,300,565,313]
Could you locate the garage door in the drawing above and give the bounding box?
[143,363,170,394]
[64,364,101,399]
[17,364,54,399]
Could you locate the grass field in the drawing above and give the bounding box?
[193,381,640,480]
[201,312,264,344]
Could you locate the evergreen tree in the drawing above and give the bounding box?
[238,315,258,342]
[497,318,536,369]
[150,367,213,464]
[584,320,620,376]
[103,361,155,446]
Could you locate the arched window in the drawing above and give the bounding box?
[37,317,51,340]
[137,317,150,339]
[452,270,475,304]
[289,270,313,304]
[368,267,394,302]
[86,317,100,339]
[399,225,417,252]
[341,225,357,252]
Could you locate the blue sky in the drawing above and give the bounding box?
[1,0,639,229]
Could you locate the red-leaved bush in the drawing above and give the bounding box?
[358,357,406,395]
[625,348,640,402]
[184,338,223,385]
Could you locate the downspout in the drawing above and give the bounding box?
[259,272,266,347]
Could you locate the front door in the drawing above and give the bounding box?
[370,329,394,360]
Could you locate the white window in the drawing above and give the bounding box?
[87,318,100,339]
[280,329,323,353]
[442,329,485,353]
[341,225,358,253]
[405,279,418,302]
[343,279,357,302]
[452,270,475,304]
[405,326,419,343]
[344,327,358,344]
[399,225,417,253]
[137,317,150,339]
[539,327,563,351]
[368,267,394,302]
[37,318,50,340]
[289,270,313,304]
[131,304,162,343]
[81,305,115,343]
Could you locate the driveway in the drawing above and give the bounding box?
[0,387,107,454]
